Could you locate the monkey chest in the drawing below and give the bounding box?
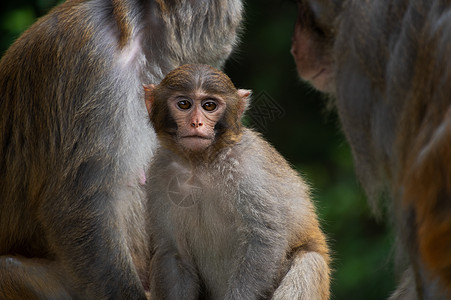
[170,191,242,297]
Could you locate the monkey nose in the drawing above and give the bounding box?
[191,121,203,128]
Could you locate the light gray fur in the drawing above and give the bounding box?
[147,129,330,299]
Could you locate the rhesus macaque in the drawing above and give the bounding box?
[0,1,243,298]
[291,0,451,299]
[144,64,330,300]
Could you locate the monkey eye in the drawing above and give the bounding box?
[202,101,217,112]
[177,100,192,110]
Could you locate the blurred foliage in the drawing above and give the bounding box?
[0,0,396,299]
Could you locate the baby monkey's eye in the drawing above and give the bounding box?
[202,101,217,111]
[177,100,192,110]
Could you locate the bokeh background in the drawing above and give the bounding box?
[0,0,396,299]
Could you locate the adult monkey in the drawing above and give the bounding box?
[291,0,451,299]
[0,0,242,299]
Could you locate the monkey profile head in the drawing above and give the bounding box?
[291,0,340,93]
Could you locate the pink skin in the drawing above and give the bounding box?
[291,5,333,92]
[139,169,146,185]
[169,91,226,152]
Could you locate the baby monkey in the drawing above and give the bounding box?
[144,64,330,300]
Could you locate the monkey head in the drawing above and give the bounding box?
[291,0,341,93]
[144,64,251,156]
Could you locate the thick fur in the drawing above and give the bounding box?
[0,0,242,298]
[335,1,451,298]
[147,127,330,299]
[293,1,451,299]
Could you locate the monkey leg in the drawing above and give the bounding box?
[149,250,200,300]
[271,250,330,300]
[0,256,73,300]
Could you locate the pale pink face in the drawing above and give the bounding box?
[291,27,333,91]
[291,1,335,93]
[168,90,226,152]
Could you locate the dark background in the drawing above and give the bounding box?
[0,0,396,298]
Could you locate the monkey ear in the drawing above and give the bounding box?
[143,84,156,115]
[237,89,252,118]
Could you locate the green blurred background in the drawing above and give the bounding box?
[0,0,396,298]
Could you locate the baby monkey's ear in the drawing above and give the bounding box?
[237,89,252,118]
[143,84,156,115]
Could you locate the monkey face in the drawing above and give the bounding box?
[291,0,336,92]
[168,91,227,152]
[144,65,251,158]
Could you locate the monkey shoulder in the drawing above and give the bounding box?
[236,129,325,242]
[233,129,311,207]
[237,129,305,180]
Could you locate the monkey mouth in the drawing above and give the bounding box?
[180,135,213,152]
[181,135,211,140]
[311,68,326,80]
[308,67,334,92]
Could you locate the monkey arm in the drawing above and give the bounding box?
[271,249,330,300]
[149,248,200,299]
[272,200,330,300]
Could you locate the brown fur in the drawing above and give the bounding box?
[0,1,242,298]
[144,64,331,299]
[292,0,451,299]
